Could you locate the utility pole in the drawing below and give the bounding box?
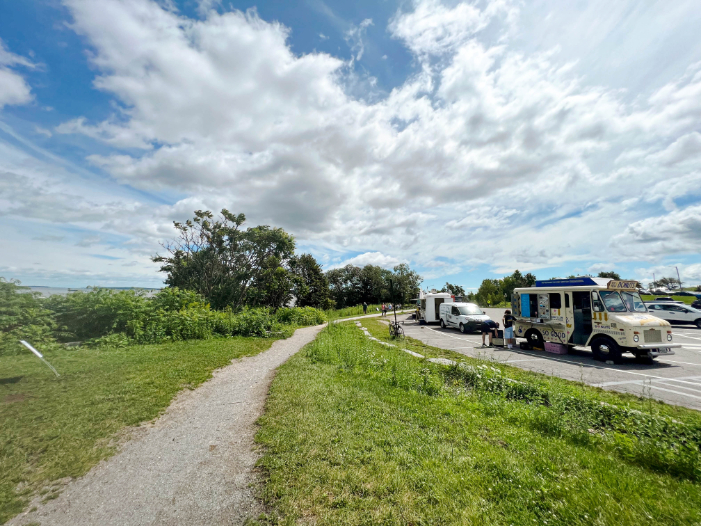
[676,267,683,291]
[652,272,656,289]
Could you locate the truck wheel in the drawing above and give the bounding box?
[524,329,544,349]
[459,323,467,334]
[590,337,622,363]
[440,319,446,329]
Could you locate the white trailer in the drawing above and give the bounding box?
[417,291,454,323]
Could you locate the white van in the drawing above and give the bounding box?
[439,302,490,333]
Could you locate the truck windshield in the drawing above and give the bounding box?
[599,291,627,312]
[458,305,483,315]
[621,291,647,312]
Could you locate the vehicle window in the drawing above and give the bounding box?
[591,291,605,312]
[661,305,681,311]
[458,305,483,315]
[565,293,570,308]
[599,291,627,312]
[648,304,661,310]
[549,293,562,309]
[621,292,647,312]
[452,306,460,316]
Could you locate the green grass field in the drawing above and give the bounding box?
[641,295,699,305]
[255,321,701,525]
[0,336,280,524]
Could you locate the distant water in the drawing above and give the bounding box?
[21,286,161,297]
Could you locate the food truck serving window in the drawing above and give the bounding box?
[599,291,627,312]
[549,293,562,309]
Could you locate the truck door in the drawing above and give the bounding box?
[571,291,593,345]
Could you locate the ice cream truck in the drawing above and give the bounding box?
[512,277,679,363]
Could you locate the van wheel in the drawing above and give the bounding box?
[440,319,446,329]
[591,337,622,363]
[459,323,467,334]
[524,329,544,349]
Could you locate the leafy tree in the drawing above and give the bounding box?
[290,254,333,309]
[655,277,681,290]
[474,270,536,307]
[597,271,621,280]
[389,264,422,306]
[439,282,466,297]
[153,210,296,310]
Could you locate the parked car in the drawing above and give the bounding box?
[675,291,701,297]
[647,302,701,328]
[438,302,490,333]
[693,299,701,310]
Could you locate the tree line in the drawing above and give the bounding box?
[153,210,423,311]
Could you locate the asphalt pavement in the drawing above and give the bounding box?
[401,308,701,411]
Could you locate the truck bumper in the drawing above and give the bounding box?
[635,343,679,357]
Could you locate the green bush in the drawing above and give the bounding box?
[0,279,60,356]
[1,279,327,349]
[46,288,150,340]
[275,306,326,326]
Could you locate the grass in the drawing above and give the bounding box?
[254,322,701,525]
[326,305,413,320]
[641,295,699,305]
[0,335,281,524]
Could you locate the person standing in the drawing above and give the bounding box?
[381,303,386,317]
[363,302,368,315]
[503,309,515,349]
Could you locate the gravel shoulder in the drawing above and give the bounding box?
[9,325,324,526]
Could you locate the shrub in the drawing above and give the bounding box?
[0,279,60,356]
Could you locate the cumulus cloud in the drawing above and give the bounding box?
[6,0,701,285]
[612,205,701,256]
[0,39,34,109]
[329,252,403,270]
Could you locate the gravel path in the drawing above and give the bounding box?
[9,325,324,526]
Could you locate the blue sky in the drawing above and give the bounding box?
[1,0,700,290]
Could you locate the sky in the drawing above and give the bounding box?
[1,0,700,291]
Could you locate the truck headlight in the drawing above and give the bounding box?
[633,335,639,342]
[667,334,673,341]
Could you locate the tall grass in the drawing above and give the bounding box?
[255,322,701,525]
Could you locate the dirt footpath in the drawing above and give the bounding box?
[9,325,324,526]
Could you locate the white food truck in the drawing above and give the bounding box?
[512,277,679,363]
[438,302,490,333]
[417,291,454,323]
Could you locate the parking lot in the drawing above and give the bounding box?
[400,308,701,411]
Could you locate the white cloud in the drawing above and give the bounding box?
[4,0,700,286]
[0,39,35,109]
[389,0,493,57]
[346,18,373,61]
[329,252,403,270]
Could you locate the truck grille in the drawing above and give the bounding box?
[644,329,662,343]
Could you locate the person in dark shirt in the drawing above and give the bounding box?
[503,309,515,349]
[480,319,498,347]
